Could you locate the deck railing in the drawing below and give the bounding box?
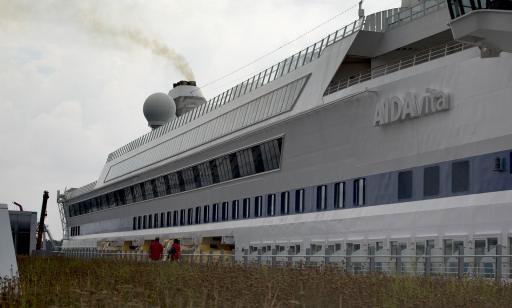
[387,0,447,28]
[106,19,364,162]
[61,249,511,281]
[324,41,471,96]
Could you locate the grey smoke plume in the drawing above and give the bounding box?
[0,0,195,80]
[80,12,195,80]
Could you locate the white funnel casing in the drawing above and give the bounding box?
[143,92,177,129]
[169,81,207,117]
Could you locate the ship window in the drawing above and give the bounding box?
[132,217,137,230]
[229,153,241,179]
[295,189,305,213]
[192,166,202,189]
[316,185,327,210]
[254,196,263,217]
[156,177,166,196]
[261,139,281,171]
[334,182,345,208]
[148,214,152,229]
[198,162,213,187]
[452,161,469,193]
[398,171,413,200]
[242,198,250,218]
[143,215,147,229]
[237,149,255,177]
[160,212,165,228]
[203,205,210,223]
[124,187,133,204]
[163,175,172,195]
[267,194,276,216]
[209,160,220,184]
[353,178,366,206]
[118,190,127,205]
[195,206,201,224]
[221,202,229,221]
[188,208,193,225]
[153,213,158,228]
[231,200,240,220]
[251,145,265,173]
[166,211,171,227]
[138,216,142,229]
[139,183,147,201]
[150,179,159,198]
[173,210,178,226]
[168,173,181,194]
[423,166,440,197]
[281,191,290,215]
[216,156,233,182]
[212,203,219,222]
[182,168,196,191]
[176,171,186,192]
[180,209,186,225]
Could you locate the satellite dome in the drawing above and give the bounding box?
[143,92,177,129]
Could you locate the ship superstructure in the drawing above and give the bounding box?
[59,0,512,269]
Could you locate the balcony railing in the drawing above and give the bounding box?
[387,0,447,28]
[61,249,512,280]
[324,41,470,96]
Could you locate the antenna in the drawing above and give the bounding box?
[358,0,365,18]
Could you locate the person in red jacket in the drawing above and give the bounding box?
[149,237,163,261]
[169,239,181,262]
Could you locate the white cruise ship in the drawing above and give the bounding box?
[59,0,512,268]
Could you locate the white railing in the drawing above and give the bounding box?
[60,249,512,281]
[387,0,446,28]
[324,41,471,96]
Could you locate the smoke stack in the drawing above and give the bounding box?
[169,81,207,117]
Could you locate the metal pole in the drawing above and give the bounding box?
[496,245,503,282]
[458,248,464,279]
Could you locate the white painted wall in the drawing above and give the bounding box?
[0,204,18,279]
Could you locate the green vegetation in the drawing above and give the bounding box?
[1,256,511,307]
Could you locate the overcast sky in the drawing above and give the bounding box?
[0,0,400,240]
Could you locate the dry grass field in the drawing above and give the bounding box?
[1,256,512,307]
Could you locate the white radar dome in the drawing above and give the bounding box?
[143,92,177,129]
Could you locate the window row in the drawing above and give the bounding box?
[398,160,470,200]
[131,181,361,231]
[69,138,283,217]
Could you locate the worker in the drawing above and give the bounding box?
[149,237,163,261]
[169,239,181,262]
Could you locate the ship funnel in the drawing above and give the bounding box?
[169,80,207,117]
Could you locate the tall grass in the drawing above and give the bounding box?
[1,256,511,307]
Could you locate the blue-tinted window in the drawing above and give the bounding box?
[423,166,440,197]
[316,185,327,210]
[231,200,240,219]
[254,196,263,217]
[295,189,305,213]
[398,171,413,200]
[452,161,469,193]
[353,178,365,206]
[267,194,276,216]
[334,182,345,208]
[281,191,290,215]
